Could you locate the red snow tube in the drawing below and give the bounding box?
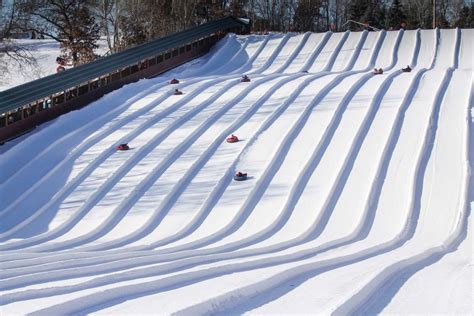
[234,172,248,181]
[226,134,239,143]
[116,144,130,151]
[56,66,65,73]
[170,78,180,84]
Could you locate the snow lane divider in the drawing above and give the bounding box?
[0,34,268,225]
[0,29,466,313]
[249,33,293,75]
[343,31,369,72]
[1,24,380,267]
[1,27,366,264]
[0,71,355,287]
[332,68,465,315]
[0,30,251,187]
[0,35,295,248]
[3,75,285,252]
[27,55,312,254]
[367,30,386,70]
[0,70,389,291]
[88,74,311,251]
[1,27,379,264]
[229,33,273,75]
[331,30,465,315]
[324,31,350,72]
[0,79,172,215]
[275,32,312,73]
[299,32,332,72]
[0,77,236,247]
[410,29,421,68]
[70,74,306,252]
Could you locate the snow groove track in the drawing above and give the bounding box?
[11,74,301,252]
[0,29,472,315]
[0,34,300,247]
[0,29,376,268]
[0,25,407,297]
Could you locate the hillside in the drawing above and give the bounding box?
[0,29,472,315]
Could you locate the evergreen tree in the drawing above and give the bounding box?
[471,5,474,28]
[402,0,433,29]
[348,0,368,30]
[116,15,147,49]
[371,1,386,30]
[229,0,250,17]
[387,0,406,29]
[293,0,322,32]
[61,4,100,65]
[455,5,474,28]
[348,0,385,31]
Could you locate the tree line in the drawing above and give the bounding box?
[1,0,473,68]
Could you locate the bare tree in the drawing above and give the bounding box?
[0,1,37,78]
[255,0,293,31]
[19,0,100,66]
[293,0,322,32]
[93,0,120,53]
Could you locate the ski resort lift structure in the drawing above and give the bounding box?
[342,20,381,32]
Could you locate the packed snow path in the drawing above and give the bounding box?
[0,29,472,315]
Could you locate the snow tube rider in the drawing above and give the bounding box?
[116,143,130,151]
[402,65,412,72]
[240,75,250,82]
[226,134,239,143]
[170,78,180,84]
[234,171,248,181]
[373,68,383,75]
[56,56,67,73]
[173,89,183,95]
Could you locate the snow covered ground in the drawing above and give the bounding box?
[0,38,109,91]
[0,29,472,315]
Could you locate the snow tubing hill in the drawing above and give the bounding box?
[0,28,472,315]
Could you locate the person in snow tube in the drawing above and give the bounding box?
[240,75,250,82]
[402,65,412,72]
[56,65,65,73]
[56,56,66,65]
[173,89,183,95]
[373,68,383,75]
[234,171,248,181]
[170,78,180,84]
[226,134,239,143]
[116,143,130,151]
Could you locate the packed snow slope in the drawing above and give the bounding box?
[0,29,472,315]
